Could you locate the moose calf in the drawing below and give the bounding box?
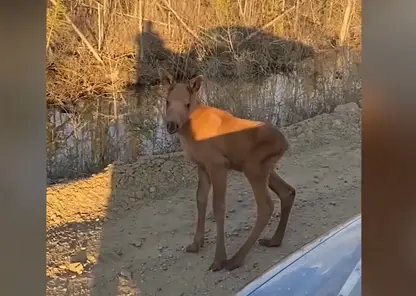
[159,69,296,271]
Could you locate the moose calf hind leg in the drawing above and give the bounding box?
[224,170,274,271]
[259,170,296,247]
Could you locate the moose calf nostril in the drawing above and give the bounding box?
[166,122,177,133]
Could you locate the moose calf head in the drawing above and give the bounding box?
[158,68,203,134]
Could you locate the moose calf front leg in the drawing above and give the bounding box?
[208,167,228,272]
[186,166,211,253]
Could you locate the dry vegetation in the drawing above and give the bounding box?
[46,0,361,106]
[46,0,361,181]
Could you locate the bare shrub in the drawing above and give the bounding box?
[46,0,361,181]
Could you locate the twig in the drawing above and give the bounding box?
[97,1,102,51]
[339,0,353,46]
[240,4,301,43]
[196,25,221,42]
[237,0,246,23]
[49,0,104,65]
[159,0,201,42]
[139,0,144,62]
[294,0,300,36]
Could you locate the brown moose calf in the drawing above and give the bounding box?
[159,68,296,271]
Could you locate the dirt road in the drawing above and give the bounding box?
[46,103,361,296]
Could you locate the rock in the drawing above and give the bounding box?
[115,248,123,256]
[231,229,240,236]
[70,250,88,264]
[332,119,342,127]
[334,102,359,113]
[87,255,97,264]
[119,268,133,280]
[244,225,251,231]
[207,212,215,221]
[66,262,84,274]
[131,241,142,248]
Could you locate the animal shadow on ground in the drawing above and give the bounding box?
[131,20,314,92]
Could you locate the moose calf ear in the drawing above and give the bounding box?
[189,75,203,93]
[158,68,174,86]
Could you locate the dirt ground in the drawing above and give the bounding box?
[46,103,361,296]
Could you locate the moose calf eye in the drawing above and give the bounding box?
[186,103,191,109]
[166,101,170,107]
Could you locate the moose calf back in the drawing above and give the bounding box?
[186,105,288,172]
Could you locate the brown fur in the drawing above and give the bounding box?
[159,68,296,271]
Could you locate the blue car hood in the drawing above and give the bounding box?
[236,215,361,296]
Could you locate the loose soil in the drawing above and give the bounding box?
[46,103,361,296]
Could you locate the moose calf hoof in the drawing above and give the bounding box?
[185,241,203,253]
[259,238,282,247]
[208,260,226,272]
[224,258,243,271]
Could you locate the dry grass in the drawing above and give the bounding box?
[46,0,361,181]
[46,0,361,105]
